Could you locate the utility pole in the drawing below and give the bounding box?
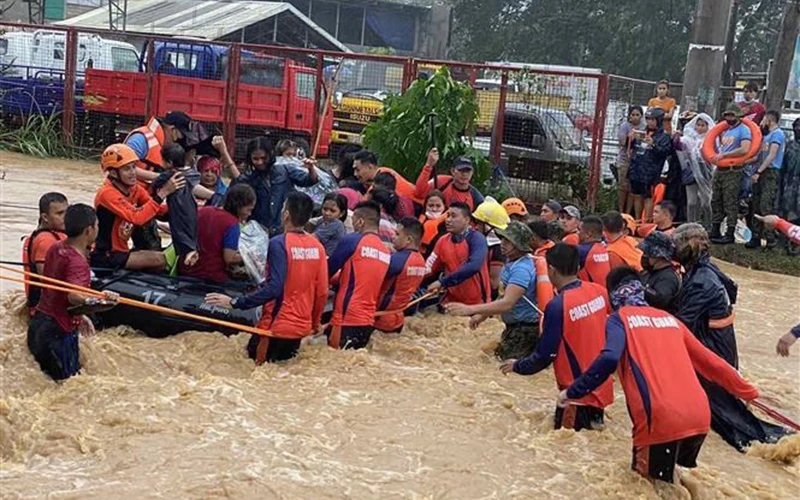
[765,0,800,110]
[681,0,735,115]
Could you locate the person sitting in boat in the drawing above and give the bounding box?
[28,204,118,381]
[91,144,182,272]
[197,155,228,207]
[22,192,68,313]
[205,192,328,364]
[181,184,256,284]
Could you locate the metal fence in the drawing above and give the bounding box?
[4,21,751,210]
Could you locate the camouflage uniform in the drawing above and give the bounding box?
[751,168,778,243]
[495,324,539,360]
[711,166,743,231]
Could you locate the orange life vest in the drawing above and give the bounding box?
[125,117,165,175]
[22,229,65,310]
[532,255,554,333]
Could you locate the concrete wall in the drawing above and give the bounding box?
[418,4,450,59]
[1,0,32,23]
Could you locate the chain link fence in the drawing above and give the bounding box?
[2,21,621,208]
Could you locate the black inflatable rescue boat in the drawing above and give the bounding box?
[91,271,259,338]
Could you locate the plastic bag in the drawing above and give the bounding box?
[276,156,339,208]
[239,220,269,284]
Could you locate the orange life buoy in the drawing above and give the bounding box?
[701,118,762,168]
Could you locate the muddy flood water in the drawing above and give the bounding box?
[1,151,799,499]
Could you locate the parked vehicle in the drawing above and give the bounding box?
[329,59,402,157]
[1,30,138,79]
[1,30,139,117]
[84,41,332,156]
[490,103,591,199]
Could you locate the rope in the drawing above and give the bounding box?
[0,265,273,338]
[751,399,800,432]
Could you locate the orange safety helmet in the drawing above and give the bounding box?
[502,197,528,217]
[101,144,139,172]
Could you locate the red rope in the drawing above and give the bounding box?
[751,400,800,432]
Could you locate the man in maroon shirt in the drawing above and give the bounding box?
[28,204,118,381]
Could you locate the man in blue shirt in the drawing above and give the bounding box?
[710,104,754,244]
[746,110,786,249]
[445,221,540,360]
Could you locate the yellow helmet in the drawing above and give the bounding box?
[472,197,510,230]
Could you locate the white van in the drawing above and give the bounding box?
[1,30,139,80]
[0,31,35,77]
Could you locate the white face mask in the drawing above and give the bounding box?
[426,208,444,219]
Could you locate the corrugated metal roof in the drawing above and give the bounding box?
[56,0,351,52]
[371,0,435,8]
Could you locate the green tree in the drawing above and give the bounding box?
[450,0,783,80]
[362,66,489,184]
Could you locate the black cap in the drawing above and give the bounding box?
[162,110,197,142]
[453,156,474,171]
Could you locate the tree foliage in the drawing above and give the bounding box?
[450,0,784,81]
[363,66,489,184]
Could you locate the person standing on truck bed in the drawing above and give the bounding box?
[414,149,485,211]
[232,136,319,235]
[124,111,222,250]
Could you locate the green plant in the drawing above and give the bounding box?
[363,66,489,185]
[0,112,71,157]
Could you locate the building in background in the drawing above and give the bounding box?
[285,0,450,58]
[1,0,66,22]
[56,0,351,52]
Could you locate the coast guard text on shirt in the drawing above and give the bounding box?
[568,296,607,322]
[291,247,321,260]
[361,245,391,264]
[626,313,680,329]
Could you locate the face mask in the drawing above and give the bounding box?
[761,126,770,136]
[640,255,654,272]
[725,118,738,126]
[426,209,444,219]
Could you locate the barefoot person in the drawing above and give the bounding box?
[92,144,183,272]
[28,204,118,381]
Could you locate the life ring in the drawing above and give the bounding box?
[701,118,762,168]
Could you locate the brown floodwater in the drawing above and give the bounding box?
[0,151,799,499]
